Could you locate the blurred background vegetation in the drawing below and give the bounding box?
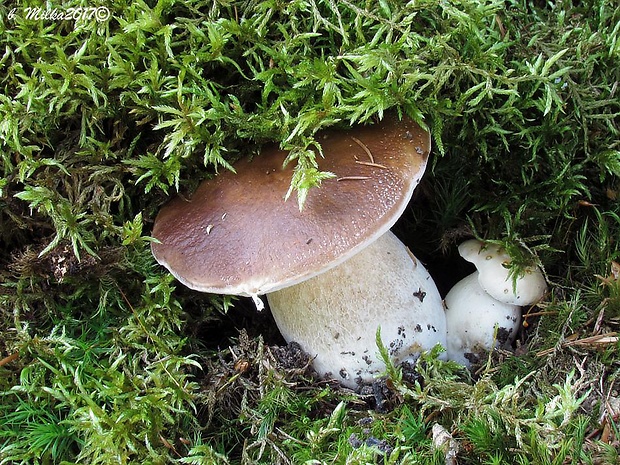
[0,0,619,463]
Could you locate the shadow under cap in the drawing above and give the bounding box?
[151,114,430,297]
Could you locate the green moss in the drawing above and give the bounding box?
[1,0,619,463]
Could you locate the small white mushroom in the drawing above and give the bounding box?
[444,239,547,367]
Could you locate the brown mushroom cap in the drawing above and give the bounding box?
[151,114,430,297]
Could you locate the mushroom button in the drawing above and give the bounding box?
[444,239,547,368]
[151,114,447,388]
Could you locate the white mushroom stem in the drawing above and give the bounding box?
[267,231,447,389]
[444,272,521,367]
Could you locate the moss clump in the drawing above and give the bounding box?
[1,0,619,463]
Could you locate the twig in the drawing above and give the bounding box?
[355,160,387,169]
[522,309,557,328]
[536,332,618,357]
[0,352,19,367]
[405,246,417,267]
[350,136,374,163]
[336,176,371,181]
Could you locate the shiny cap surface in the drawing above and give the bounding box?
[151,114,430,296]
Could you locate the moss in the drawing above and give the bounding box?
[1,0,619,463]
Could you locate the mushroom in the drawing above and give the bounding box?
[151,114,447,388]
[444,239,547,367]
